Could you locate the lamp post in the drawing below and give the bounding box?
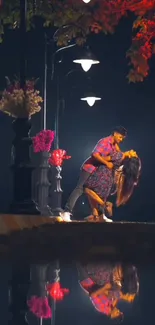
[10,0,38,214]
[49,260,60,325]
[36,34,52,216]
[51,44,76,149]
[49,45,100,213]
[9,264,30,325]
[50,44,76,214]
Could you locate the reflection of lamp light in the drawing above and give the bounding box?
[73,48,99,72]
[81,92,101,106]
[82,0,91,3]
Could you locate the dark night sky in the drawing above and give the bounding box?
[0,15,155,220]
[0,12,155,325]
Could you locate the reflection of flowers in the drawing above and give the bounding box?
[32,130,55,153]
[46,282,69,301]
[0,78,43,118]
[49,149,71,167]
[27,296,52,319]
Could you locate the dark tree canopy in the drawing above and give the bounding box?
[1,0,155,82]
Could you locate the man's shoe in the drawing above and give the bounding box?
[59,211,72,222]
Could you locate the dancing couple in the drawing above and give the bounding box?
[60,126,141,222]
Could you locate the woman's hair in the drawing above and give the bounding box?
[116,156,141,207]
[121,265,139,295]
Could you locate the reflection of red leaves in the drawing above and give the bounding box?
[47,282,70,301]
[27,296,52,319]
[49,149,71,167]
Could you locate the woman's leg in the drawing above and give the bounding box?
[87,195,99,220]
[85,188,113,222]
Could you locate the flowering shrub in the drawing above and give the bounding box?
[0,78,43,118]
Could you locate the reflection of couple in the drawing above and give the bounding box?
[77,262,139,321]
[60,126,141,222]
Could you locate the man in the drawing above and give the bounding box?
[60,126,127,221]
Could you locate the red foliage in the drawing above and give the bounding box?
[68,0,155,81]
[2,0,155,82]
[27,296,52,319]
[32,130,55,153]
[127,16,155,81]
[47,282,70,301]
[49,149,71,167]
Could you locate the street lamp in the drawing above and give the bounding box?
[50,45,99,213]
[82,0,91,3]
[51,43,76,150]
[73,47,100,72]
[50,44,78,213]
[81,92,101,106]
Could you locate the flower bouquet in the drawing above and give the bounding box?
[32,130,55,153]
[48,148,71,194]
[46,281,69,301]
[27,296,52,319]
[0,78,43,118]
[49,149,71,167]
[27,265,52,319]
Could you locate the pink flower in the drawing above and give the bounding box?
[32,130,55,153]
[27,296,52,319]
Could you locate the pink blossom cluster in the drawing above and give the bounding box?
[32,130,55,153]
[27,296,52,319]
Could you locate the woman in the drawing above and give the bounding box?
[84,150,141,222]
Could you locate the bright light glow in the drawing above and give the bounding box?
[73,59,99,72]
[81,60,92,72]
[81,96,101,106]
[87,97,96,106]
[82,0,91,3]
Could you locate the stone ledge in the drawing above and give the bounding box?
[0,215,154,263]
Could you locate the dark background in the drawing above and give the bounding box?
[0,15,154,221]
[0,13,155,325]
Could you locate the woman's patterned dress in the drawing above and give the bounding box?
[84,151,123,201]
[78,262,123,315]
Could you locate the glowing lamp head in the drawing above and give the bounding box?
[73,48,100,72]
[81,94,101,107]
[82,0,91,3]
